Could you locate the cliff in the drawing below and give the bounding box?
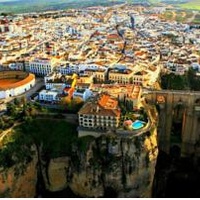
[43,127,158,197]
[0,145,38,198]
[0,117,158,197]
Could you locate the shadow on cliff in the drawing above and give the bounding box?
[103,187,118,198]
[153,149,200,198]
[41,187,80,198]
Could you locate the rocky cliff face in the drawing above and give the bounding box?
[0,145,38,198]
[0,121,158,198]
[43,127,158,197]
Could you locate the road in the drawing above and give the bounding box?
[0,122,21,145]
[24,78,44,99]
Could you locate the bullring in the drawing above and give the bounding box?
[0,71,35,99]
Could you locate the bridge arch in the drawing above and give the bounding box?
[144,90,200,156]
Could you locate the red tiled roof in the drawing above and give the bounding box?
[79,93,120,117]
[107,34,120,40]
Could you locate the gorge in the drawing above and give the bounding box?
[0,122,158,197]
[1,90,200,197]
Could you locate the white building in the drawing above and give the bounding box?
[57,63,79,75]
[38,90,59,102]
[133,72,144,86]
[44,72,66,91]
[57,65,71,75]
[8,62,24,71]
[29,58,57,76]
[73,88,93,101]
[56,63,107,75]
[0,71,35,99]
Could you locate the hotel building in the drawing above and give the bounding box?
[78,93,121,130]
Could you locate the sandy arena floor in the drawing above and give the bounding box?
[0,79,22,88]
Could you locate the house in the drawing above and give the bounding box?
[133,71,144,86]
[108,68,134,84]
[38,89,59,102]
[44,72,68,92]
[73,88,93,101]
[78,93,121,130]
[84,68,107,83]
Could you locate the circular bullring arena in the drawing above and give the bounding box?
[0,71,35,99]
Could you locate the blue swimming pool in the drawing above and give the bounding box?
[132,120,145,130]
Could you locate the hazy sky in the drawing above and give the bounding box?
[0,0,19,2]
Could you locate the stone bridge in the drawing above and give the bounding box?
[144,89,200,157]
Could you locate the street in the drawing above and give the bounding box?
[24,78,44,99]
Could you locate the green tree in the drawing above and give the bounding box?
[6,103,17,117]
[13,98,20,106]
[187,68,200,91]
[161,73,188,90]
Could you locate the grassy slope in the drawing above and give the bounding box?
[20,119,78,158]
[148,0,162,3]
[0,119,78,169]
[1,0,200,13]
[149,0,200,11]
[179,0,200,10]
[0,0,125,13]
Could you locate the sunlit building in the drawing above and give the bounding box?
[78,93,121,130]
[29,58,57,76]
[108,68,134,84]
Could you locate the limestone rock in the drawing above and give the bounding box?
[46,157,69,191]
[0,148,38,198]
[44,126,158,197]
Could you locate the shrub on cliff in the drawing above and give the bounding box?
[0,119,78,169]
[20,119,78,159]
[0,128,33,169]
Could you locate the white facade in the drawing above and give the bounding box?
[73,89,93,101]
[56,63,106,75]
[57,66,72,75]
[29,58,56,76]
[0,78,35,99]
[38,90,58,102]
[9,62,24,71]
[44,72,66,91]
[45,83,66,91]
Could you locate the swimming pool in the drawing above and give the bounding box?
[132,120,145,130]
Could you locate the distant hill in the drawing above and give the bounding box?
[0,0,199,14]
[0,0,125,14]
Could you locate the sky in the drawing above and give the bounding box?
[0,0,19,2]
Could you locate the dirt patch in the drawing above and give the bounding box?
[0,79,23,88]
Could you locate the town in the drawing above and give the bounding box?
[0,1,200,198]
[0,3,200,136]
